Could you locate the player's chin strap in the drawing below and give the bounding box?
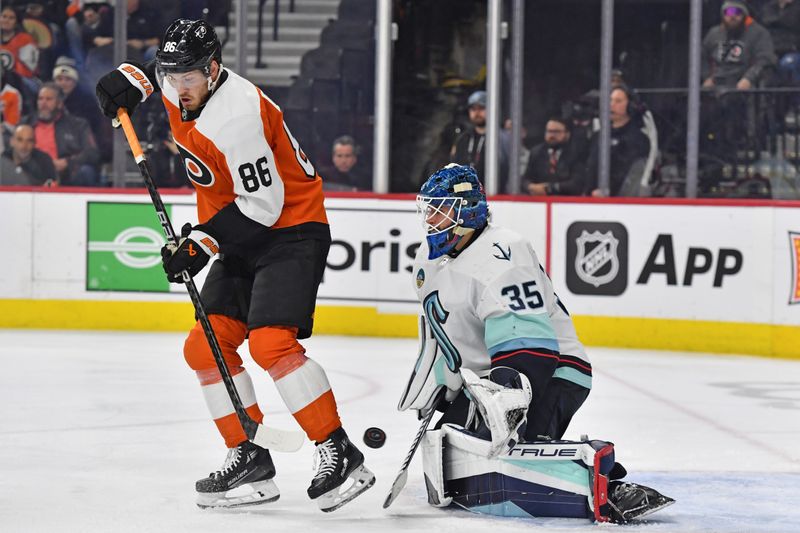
[206,63,223,92]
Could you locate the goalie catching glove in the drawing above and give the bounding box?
[161,222,219,283]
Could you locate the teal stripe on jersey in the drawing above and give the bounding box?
[554,366,593,389]
[489,337,560,356]
[485,313,559,355]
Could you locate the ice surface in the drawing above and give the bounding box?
[1,330,798,532]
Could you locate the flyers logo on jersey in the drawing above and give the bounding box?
[174,139,215,187]
[119,64,154,98]
[790,231,800,305]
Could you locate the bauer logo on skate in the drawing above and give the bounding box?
[790,231,800,305]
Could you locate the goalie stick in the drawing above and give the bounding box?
[115,108,304,453]
[383,389,445,509]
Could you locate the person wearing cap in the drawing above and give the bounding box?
[701,1,777,165]
[450,90,510,185]
[702,0,776,90]
[52,55,110,161]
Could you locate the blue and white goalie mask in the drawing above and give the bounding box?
[416,164,489,259]
[398,315,463,414]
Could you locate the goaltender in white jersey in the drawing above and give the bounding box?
[395,164,674,524]
[412,164,592,442]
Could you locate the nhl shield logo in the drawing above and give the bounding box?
[790,231,800,305]
[575,230,619,287]
[566,221,628,296]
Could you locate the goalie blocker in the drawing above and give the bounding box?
[421,427,674,523]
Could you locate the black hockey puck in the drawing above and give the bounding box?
[363,427,386,449]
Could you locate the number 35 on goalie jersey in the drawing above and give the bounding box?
[162,68,328,229]
[413,224,592,390]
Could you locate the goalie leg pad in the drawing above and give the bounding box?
[421,429,453,507]
[440,428,598,519]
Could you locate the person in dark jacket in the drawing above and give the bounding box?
[702,0,777,90]
[322,135,371,191]
[585,87,651,197]
[449,90,510,186]
[1,123,56,185]
[52,55,112,162]
[23,82,100,185]
[522,117,585,196]
[761,0,800,58]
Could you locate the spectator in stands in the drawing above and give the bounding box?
[702,0,776,90]
[64,1,108,78]
[761,0,800,58]
[450,90,511,188]
[323,135,370,191]
[1,123,56,185]
[1,68,23,141]
[19,3,57,78]
[0,7,40,93]
[52,55,111,161]
[522,117,586,196]
[96,0,162,61]
[761,0,800,85]
[23,82,100,186]
[84,0,162,86]
[585,86,651,197]
[610,70,660,195]
[566,95,596,163]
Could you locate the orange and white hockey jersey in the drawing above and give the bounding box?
[1,83,22,129]
[0,31,39,78]
[123,63,328,245]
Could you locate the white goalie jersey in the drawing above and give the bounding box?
[412,224,592,390]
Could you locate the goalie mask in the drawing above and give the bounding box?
[398,315,463,415]
[417,164,489,260]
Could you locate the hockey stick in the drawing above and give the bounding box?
[115,108,304,453]
[382,389,445,509]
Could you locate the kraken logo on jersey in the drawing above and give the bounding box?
[174,138,215,187]
[416,268,425,288]
[574,230,620,288]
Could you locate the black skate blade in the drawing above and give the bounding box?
[625,495,675,521]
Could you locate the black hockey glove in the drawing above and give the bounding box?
[161,223,220,283]
[95,63,155,119]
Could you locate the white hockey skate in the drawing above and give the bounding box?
[307,427,376,512]
[196,441,281,509]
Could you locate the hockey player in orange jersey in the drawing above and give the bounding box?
[95,19,374,511]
